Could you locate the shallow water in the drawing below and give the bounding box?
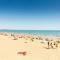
[0,30,60,37]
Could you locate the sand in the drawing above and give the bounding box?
[0,34,60,60]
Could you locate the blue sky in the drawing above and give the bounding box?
[0,0,60,30]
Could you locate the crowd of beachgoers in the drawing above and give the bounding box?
[0,32,60,49]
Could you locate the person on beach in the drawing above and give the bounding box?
[17,51,27,56]
[47,40,58,49]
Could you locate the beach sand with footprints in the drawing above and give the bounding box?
[0,33,60,60]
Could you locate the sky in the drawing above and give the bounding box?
[0,0,60,30]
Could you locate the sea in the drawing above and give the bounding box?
[0,30,60,37]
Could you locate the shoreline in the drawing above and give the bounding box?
[0,32,60,39]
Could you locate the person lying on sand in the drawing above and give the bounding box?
[17,51,27,56]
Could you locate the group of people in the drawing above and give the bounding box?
[47,40,59,49]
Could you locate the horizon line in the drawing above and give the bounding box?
[0,29,60,30]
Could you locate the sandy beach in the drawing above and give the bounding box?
[0,33,60,60]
